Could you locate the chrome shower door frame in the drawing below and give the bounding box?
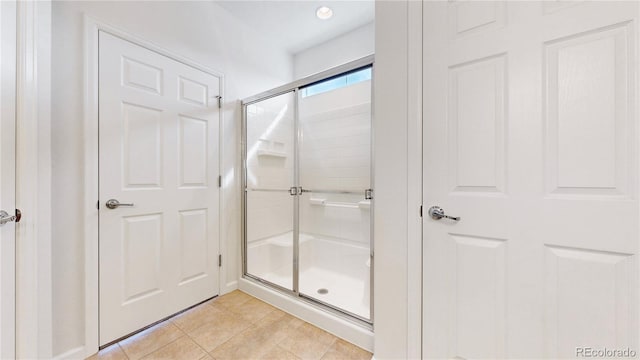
[241,55,375,327]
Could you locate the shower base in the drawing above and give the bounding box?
[246,232,371,320]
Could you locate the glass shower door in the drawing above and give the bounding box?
[244,91,296,291]
[297,68,373,320]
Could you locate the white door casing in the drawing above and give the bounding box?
[0,1,16,358]
[99,31,221,345]
[423,1,639,359]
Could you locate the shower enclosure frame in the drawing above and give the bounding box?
[241,55,375,328]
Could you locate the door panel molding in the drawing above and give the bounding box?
[83,16,224,357]
[422,2,640,359]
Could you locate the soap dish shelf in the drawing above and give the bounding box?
[257,149,287,158]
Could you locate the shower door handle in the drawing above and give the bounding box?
[289,187,303,196]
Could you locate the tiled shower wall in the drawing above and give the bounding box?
[299,81,372,244]
[246,94,295,242]
[246,80,372,245]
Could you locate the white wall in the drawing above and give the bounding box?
[373,1,423,359]
[294,21,374,79]
[51,1,293,356]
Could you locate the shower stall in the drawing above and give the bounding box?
[241,56,373,324]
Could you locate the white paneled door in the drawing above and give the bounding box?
[423,1,639,358]
[0,1,15,358]
[99,32,220,345]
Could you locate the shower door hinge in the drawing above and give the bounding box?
[218,175,222,188]
[215,95,222,109]
[218,254,222,267]
[365,188,373,200]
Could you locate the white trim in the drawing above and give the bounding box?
[222,280,238,295]
[83,15,225,357]
[239,278,374,352]
[0,1,17,357]
[52,346,84,360]
[15,0,53,358]
[406,0,423,358]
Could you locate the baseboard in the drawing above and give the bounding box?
[221,280,238,295]
[53,346,85,360]
[239,277,374,352]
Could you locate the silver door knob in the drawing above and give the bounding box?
[428,206,460,221]
[105,199,135,209]
[0,210,17,225]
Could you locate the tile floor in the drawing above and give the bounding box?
[88,290,373,360]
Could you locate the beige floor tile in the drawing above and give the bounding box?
[140,336,206,360]
[105,291,368,360]
[212,290,253,309]
[278,323,337,360]
[171,302,227,334]
[208,324,280,360]
[320,339,372,360]
[260,345,301,360]
[119,322,184,360]
[254,310,305,344]
[86,344,128,360]
[189,312,252,352]
[226,297,277,323]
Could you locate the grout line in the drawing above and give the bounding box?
[117,344,130,360]
[188,334,210,359]
[118,321,186,360]
[137,335,186,360]
[318,337,337,360]
[206,322,256,357]
[275,344,299,359]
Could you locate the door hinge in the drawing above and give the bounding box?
[97,200,100,210]
[218,175,222,188]
[218,254,222,267]
[420,205,423,217]
[215,95,222,109]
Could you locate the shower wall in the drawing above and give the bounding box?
[299,80,372,244]
[245,95,295,243]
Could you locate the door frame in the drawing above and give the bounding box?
[14,0,53,358]
[83,16,225,357]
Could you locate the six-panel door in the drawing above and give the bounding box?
[423,1,639,358]
[98,31,221,345]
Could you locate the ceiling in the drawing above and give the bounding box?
[215,0,374,54]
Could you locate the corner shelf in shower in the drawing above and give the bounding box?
[256,149,287,158]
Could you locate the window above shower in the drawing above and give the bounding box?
[300,67,372,98]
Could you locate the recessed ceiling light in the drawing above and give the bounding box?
[316,6,333,20]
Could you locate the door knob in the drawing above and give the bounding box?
[428,206,460,221]
[0,210,17,225]
[105,199,135,209]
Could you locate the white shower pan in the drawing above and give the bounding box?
[247,232,371,319]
